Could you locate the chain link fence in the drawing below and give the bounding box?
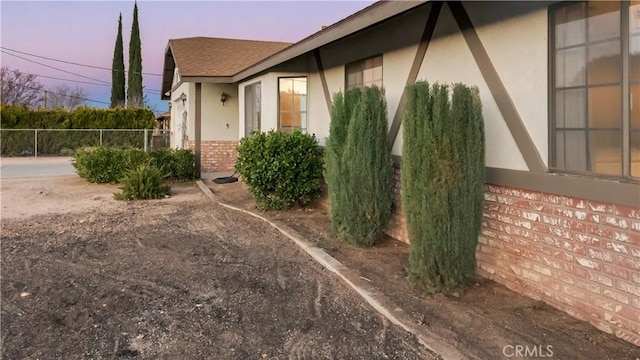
[0,129,171,157]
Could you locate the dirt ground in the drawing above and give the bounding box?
[206,180,640,360]
[1,177,435,359]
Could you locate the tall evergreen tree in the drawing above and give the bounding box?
[110,13,125,108]
[127,1,143,108]
[324,88,361,235]
[336,86,392,246]
[402,82,485,294]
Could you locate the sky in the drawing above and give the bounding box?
[0,0,375,113]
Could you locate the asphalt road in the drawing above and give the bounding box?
[0,157,76,179]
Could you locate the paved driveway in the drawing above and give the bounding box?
[0,157,76,179]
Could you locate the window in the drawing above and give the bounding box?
[345,55,383,90]
[244,82,261,136]
[551,1,640,179]
[278,77,307,133]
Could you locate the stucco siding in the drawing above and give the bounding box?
[238,72,309,139]
[416,4,528,170]
[169,82,191,149]
[466,2,550,167]
[201,83,239,141]
[383,44,418,156]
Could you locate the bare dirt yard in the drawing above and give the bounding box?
[1,176,434,359]
[206,179,640,360]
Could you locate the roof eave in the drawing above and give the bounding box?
[161,42,176,99]
[232,0,429,82]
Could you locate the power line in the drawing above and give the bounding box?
[23,73,110,88]
[1,46,163,77]
[1,51,162,94]
[1,79,111,105]
[24,73,161,94]
[2,50,111,84]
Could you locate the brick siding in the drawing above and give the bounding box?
[185,140,238,173]
[383,167,640,346]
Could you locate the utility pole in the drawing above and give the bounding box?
[44,90,48,109]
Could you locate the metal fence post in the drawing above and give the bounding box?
[34,129,38,158]
[144,128,148,152]
[100,129,103,146]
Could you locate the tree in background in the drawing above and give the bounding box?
[336,86,392,246]
[42,84,87,110]
[110,13,125,108]
[127,1,143,108]
[402,81,485,294]
[0,67,44,107]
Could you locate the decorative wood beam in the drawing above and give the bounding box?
[448,1,547,173]
[388,2,442,148]
[314,49,333,116]
[195,82,202,178]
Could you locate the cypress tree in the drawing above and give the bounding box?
[338,86,392,246]
[324,88,361,234]
[110,14,125,108]
[127,1,143,108]
[402,82,485,294]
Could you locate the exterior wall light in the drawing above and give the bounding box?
[221,92,228,106]
[180,92,187,105]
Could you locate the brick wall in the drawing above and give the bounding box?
[383,168,640,346]
[385,164,408,243]
[185,140,238,173]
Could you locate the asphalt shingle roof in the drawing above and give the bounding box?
[168,37,292,77]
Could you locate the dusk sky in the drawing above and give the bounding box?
[1,1,375,112]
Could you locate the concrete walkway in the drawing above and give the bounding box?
[0,157,76,179]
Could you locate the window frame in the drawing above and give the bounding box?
[548,1,637,182]
[277,76,308,133]
[244,81,261,137]
[344,54,384,90]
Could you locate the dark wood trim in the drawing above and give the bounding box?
[181,76,234,84]
[391,154,638,207]
[195,82,202,179]
[388,1,442,147]
[485,167,639,208]
[233,1,428,82]
[313,50,333,116]
[448,1,547,173]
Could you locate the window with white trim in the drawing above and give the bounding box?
[278,77,307,133]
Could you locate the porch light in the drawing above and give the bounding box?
[180,92,187,105]
[220,92,228,106]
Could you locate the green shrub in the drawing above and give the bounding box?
[402,81,485,294]
[114,164,171,201]
[73,147,196,183]
[324,88,361,235]
[334,86,392,247]
[149,148,195,181]
[74,147,134,183]
[235,130,323,210]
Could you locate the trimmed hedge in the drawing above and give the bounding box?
[402,81,485,294]
[235,130,323,210]
[73,147,195,183]
[1,106,156,156]
[1,106,155,129]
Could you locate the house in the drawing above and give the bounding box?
[160,1,640,346]
[161,37,291,173]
